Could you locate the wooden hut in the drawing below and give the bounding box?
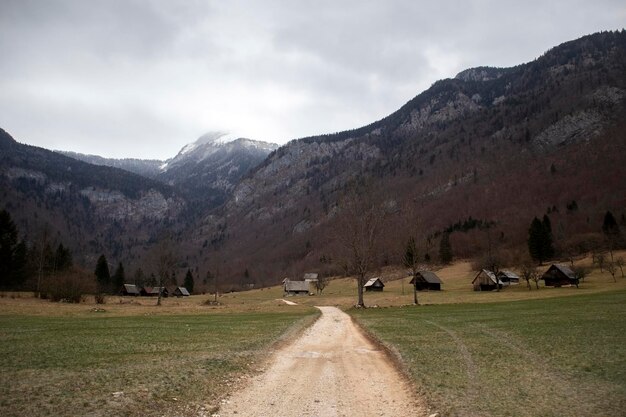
[173,287,190,297]
[284,280,310,296]
[303,272,319,284]
[472,269,502,291]
[121,284,140,296]
[410,271,442,291]
[541,264,578,287]
[497,270,520,286]
[140,286,169,297]
[364,277,385,292]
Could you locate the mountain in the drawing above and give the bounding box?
[57,151,163,178]
[157,132,278,208]
[3,31,625,290]
[0,129,185,266]
[192,31,626,285]
[60,132,278,210]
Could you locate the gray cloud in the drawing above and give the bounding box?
[0,0,624,158]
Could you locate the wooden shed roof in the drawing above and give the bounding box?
[285,281,310,292]
[472,269,503,285]
[303,272,319,281]
[410,271,442,284]
[364,277,385,287]
[175,287,190,296]
[498,270,520,279]
[123,284,140,295]
[543,264,576,279]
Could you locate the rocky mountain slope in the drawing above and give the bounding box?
[157,132,278,208]
[0,129,185,265]
[193,31,626,285]
[57,151,163,178]
[60,132,278,209]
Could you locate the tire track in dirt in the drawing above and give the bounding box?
[216,306,426,417]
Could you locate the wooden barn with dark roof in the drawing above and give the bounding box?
[173,287,190,297]
[121,284,140,296]
[497,270,520,286]
[140,286,169,297]
[472,269,503,291]
[284,280,310,296]
[541,264,578,287]
[364,277,385,292]
[410,271,442,291]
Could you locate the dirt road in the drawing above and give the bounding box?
[217,306,426,417]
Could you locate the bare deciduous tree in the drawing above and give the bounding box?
[572,265,589,287]
[519,260,539,290]
[615,257,625,278]
[593,252,606,272]
[153,236,177,306]
[315,274,330,294]
[606,262,617,283]
[403,236,420,305]
[335,190,386,307]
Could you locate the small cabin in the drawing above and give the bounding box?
[141,286,169,297]
[542,264,578,287]
[173,287,190,297]
[497,270,520,286]
[303,272,319,284]
[410,271,442,291]
[364,277,385,292]
[284,280,310,296]
[121,284,140,296]
[472,269,503,291]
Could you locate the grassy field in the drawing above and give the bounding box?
[0,252,624,416]
[0,303,317,417]
[351,290,626,417]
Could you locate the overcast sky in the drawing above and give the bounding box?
[0,0,624,159]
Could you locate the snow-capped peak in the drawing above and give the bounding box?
[159,132,278,173]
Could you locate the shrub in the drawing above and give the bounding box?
[41,270,96,303]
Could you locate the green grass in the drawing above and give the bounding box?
[0,310,317,417]
[351,290,626,417]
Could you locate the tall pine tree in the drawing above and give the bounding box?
[0,209,26,289]
[94,254,111,293]
[113,262,125,292]
[541,215,555,261]
[528,216,555,264]
[184,269,194,294]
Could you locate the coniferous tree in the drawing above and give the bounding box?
[602,211,620,236]
[94,254,111,293]
[133,268,146,287]
[54,243,73,272]
[528,216,555,264]
[0,209,27,289]
[113,262,125,291]
[184,269,194,294]
[439,232,453,264]
[541,215,555,260]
